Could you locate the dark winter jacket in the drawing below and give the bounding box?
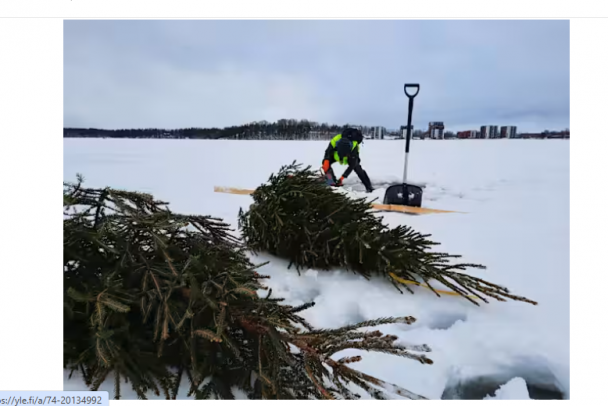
[323,133,362,179]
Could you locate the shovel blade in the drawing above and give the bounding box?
[383,184,423,207]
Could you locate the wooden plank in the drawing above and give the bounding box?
[214,186,256,195]
[388,272,475,298]
[213,186,464,215]
[371,203,462,215]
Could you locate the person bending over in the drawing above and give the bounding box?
[322,127,374,193]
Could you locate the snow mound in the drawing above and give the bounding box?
[484,377,531,400]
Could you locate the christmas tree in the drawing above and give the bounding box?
[64,175,433,400]
[238,163,537,306]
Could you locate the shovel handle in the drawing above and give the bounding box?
[404,84,420,98]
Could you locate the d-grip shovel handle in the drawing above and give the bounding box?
[404,83,420,98]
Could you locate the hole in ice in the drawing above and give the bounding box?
[440,359,566,400]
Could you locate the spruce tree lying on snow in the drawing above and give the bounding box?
[238,163,537,307]
[63,176,433,400]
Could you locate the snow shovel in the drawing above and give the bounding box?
[383,83,424,208]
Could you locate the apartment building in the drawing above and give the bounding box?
[371,126,386,139]
[480,125,499,139]
[500,126,518,138]
[428,122,445,139]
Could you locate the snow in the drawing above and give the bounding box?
[63,138,569,400]
[483,377,531,400]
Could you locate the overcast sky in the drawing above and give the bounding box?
[64,20,569,132]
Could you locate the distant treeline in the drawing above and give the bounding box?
[64,119,361,141]
[64,119,569,141]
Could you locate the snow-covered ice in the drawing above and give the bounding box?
[63,138,569,400]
